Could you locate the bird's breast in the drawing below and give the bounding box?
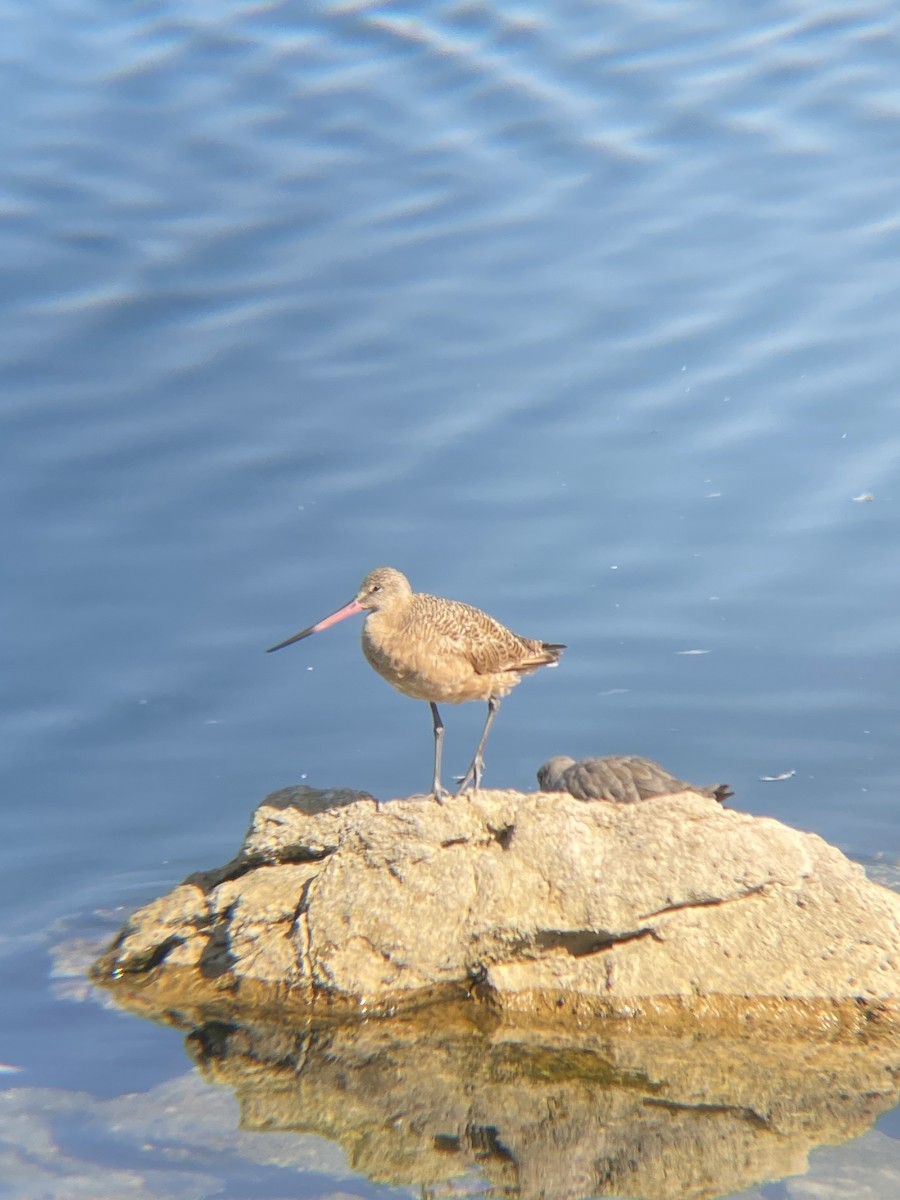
[361,614,502,703]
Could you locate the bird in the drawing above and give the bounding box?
[268,567,565,801]
[536,754,732,805]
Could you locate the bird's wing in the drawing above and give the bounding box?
[566,758,641,803]
[414,596,552,676]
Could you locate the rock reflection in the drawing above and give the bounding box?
[134,1003,900,1200]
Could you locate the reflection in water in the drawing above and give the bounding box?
[115,999,900,1200]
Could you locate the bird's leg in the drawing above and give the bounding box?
[456,696,501,794]
[430,702,447,803]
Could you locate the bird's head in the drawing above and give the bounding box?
[355,567,413,611]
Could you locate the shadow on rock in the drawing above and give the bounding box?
[115,999,900,1200]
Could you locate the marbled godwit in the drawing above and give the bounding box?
[537,755,732,805]
[268,567,565,801]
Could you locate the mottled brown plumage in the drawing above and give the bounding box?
[268,567,565,800]
[537,755,732,805]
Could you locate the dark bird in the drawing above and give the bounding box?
[537,755,732,805]
[269,567,565,801]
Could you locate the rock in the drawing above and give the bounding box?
[537,754,732,804]
[93,785,900,1024]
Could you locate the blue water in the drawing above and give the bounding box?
[3,0,900,1195]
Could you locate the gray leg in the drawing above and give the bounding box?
[430,702,446,803]
[456,696,500,794]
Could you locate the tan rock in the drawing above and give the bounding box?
[93,785,900,1022]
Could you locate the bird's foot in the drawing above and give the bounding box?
[454,760,483,796]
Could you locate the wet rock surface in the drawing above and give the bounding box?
[93,784,900,1023]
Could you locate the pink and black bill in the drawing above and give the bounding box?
[266,596,365,653]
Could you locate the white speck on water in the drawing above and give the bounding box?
[852,493,874,502]
[676,649,709,655]
[706,492,722,498]
[610,565,618,570]
[760,769,796,782]
[306,666,314,671]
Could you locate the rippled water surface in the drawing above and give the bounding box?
[3,1,900,1196]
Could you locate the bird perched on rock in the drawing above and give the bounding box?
[268,567,565,801]
[537,755,732,805]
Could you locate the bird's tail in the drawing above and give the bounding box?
[506,642,566,675]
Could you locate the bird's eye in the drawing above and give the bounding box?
[370,584,382,594]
